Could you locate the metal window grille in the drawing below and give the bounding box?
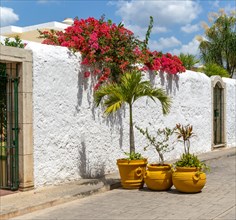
[0,63,19,190]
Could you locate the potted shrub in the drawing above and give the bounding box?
[136,124,175,190]
[172,124,210,193]
[94,70,171,189]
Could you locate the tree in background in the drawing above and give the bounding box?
[197,9,236,78]
[199,63,230,78]
[178,53,199,70]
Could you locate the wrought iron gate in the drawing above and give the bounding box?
[213,83,223,145]
[0,63,19,190]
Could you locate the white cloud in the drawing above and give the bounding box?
[126,24,168,40]
[0,7,19,27]
[114,0,202,27]
[210,0,220,8]
[181,23,200,34]
[112,0,202,42]
[224,3,236,14]
[171,38,200,56]
[149,37,182,51]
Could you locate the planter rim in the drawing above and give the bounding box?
[117,158,147,165]
[117,158,147,162]
[175,166,200,172]
[148,163,171,167]
[147,163,171,171]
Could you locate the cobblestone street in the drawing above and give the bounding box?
[12,155,236,220]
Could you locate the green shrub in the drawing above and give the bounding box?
[174,153,209,172]
[203,63,230,78]
[1,36,25,48]
[124,152,144,160]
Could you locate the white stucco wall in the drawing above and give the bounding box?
[25,43,236,187]
[223,78,236,147]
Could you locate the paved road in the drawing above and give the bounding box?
[12,155,236,220]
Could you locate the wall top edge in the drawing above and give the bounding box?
[0,45,33,62]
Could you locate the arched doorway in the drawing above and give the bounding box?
[211,76,226,149]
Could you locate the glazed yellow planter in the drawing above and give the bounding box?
[172,167,206,193]
[144,164,173,191]
[117,159,147,189]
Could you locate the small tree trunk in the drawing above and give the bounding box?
[159,153,164,165]
[187,140,190,154]
[184,141,187,154]
[129,103,135,154]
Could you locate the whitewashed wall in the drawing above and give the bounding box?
[25,43,236,187]
[223,78,236,147]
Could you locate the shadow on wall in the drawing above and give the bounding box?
[74,70,181,157]
[75,66,125,150]
[159,72,179,95]
[103,108,125,150]
[75,65,90,112]
[78,141,105,179]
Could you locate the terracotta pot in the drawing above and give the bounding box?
[172,167,206,193]
[117,159,147,189]
[144,164,173,191]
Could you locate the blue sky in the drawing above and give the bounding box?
[0,0,235,55]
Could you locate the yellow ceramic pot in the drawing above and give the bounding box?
[117,159,147,189]
[172,167,206,193]
[144,164,173,191]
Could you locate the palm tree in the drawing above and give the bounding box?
[198,10,236,77]
[179,53,199,70]
[94,70,171,154]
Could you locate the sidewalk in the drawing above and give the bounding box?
[0,147,235,220]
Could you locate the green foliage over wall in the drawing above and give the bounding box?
[200,63,230,78]
[1,36,25,48]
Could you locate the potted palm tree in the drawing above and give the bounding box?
[172,124,210,193]
[136,125,175,190]
[94,70,171,189]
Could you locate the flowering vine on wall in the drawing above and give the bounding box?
[40,16,185,89]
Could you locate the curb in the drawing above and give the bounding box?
[0,178,121,220]
[1,187,107,220]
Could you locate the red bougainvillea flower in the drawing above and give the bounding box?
[84,71,90,78]
[39,16,185,89]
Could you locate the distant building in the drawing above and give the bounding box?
[0,18,73,43]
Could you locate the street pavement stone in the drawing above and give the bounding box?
[11,155,236,220]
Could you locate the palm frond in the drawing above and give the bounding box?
[133,81,171,115]
[104,97,123,115]
[95,71,171,115]
[94,83,116,106]
[94,83,124,115]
